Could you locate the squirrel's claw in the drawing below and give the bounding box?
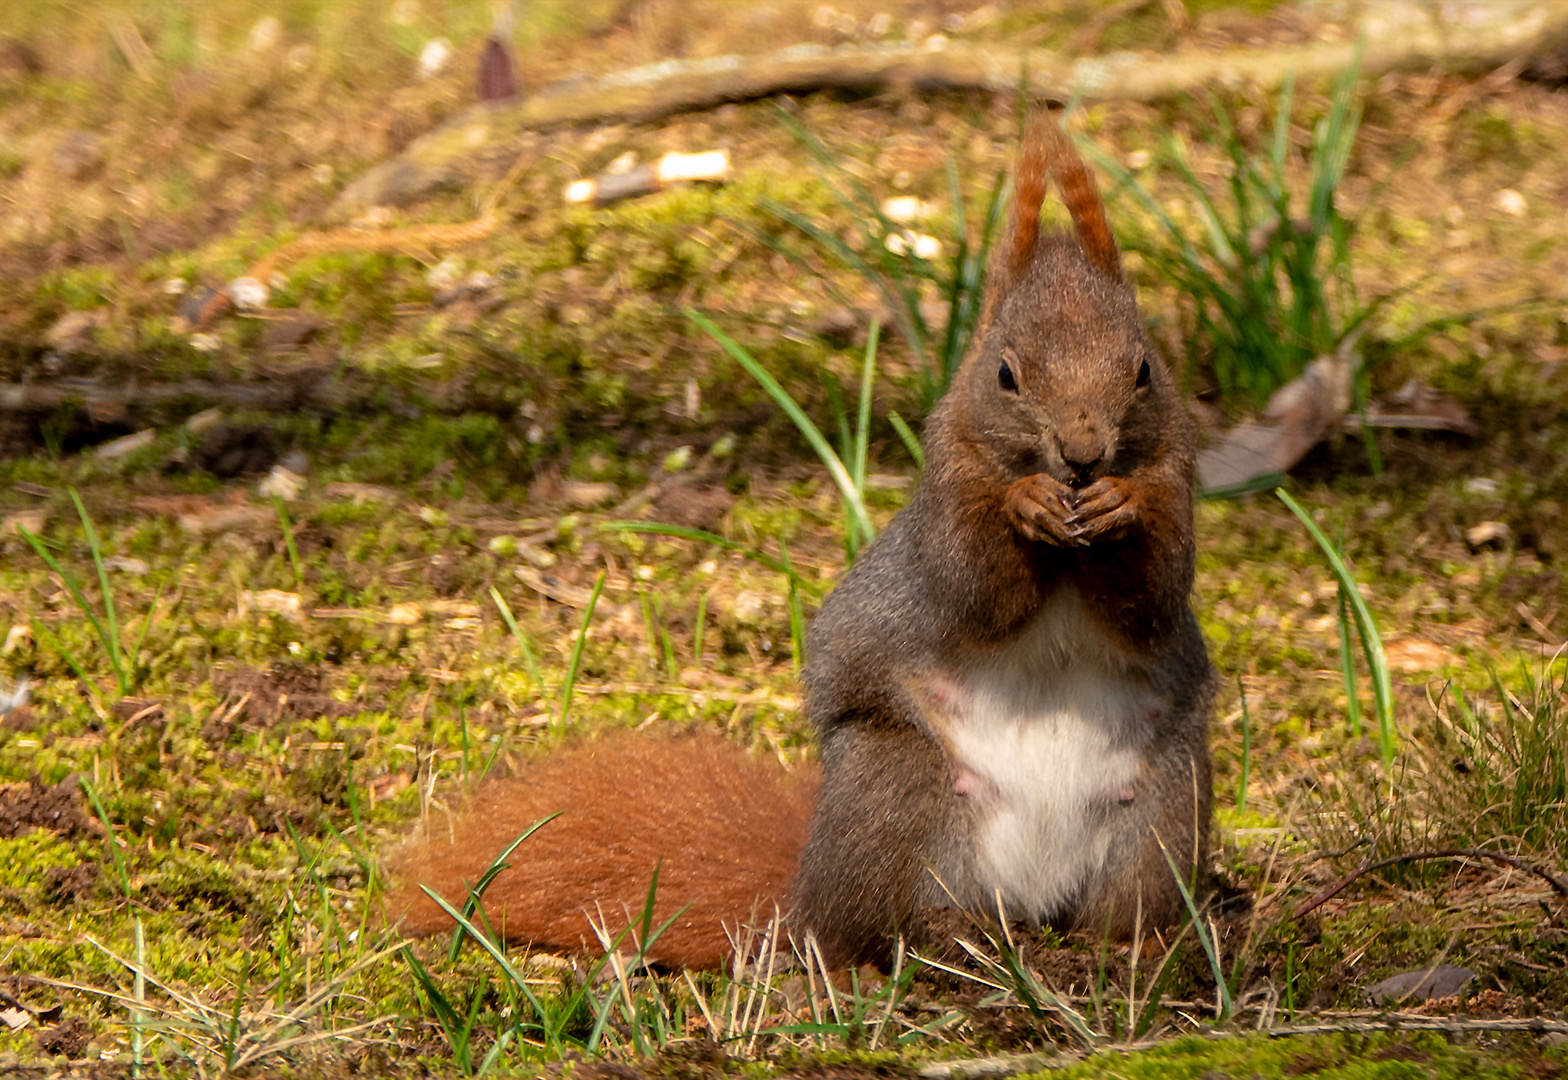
[1065,477,1138,542]
[1006,474,1081,547]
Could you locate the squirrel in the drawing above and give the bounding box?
[388,109,1214,970]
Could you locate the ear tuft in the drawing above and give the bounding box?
[1038,114,1122,282]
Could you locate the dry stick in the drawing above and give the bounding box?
[197,141,544,329]
[1292,847,1568,920]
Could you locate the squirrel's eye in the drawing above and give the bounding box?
[998,360,1018,393]
[1135,357,1151,389]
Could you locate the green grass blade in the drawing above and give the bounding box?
[888,412,925,470]
[779,536,806,670]
[272,495,304,589]
[693,590,709,662]
[1337,590,1364,739]
[1277,489,1396,769]
[488,587,542,692]
[71,489,125,695]
[1238,679,1251,815]
[557,572,606,735]
[419,887,555,1028]
[29,617,94,695]
[1155,831,1232,1019]
[448,813,562,963]
[79,776,132,898]
[128,576,168,684]
[686,308,874,546]
[854,320,880,498]
[400,946,469,1071]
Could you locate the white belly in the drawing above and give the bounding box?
[938,590,1157,919]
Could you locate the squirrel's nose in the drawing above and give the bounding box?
[1055,428,1104,471]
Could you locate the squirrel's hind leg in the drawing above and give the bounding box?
[1072,740,1212,938]
[790,721,971,967]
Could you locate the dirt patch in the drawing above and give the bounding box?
[0,776,94,839]
[207,663,354,739]
[34,1016,90,1058]
[654,483,735,533]
[41,862,99,905]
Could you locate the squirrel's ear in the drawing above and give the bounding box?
[1040,115,1122,282]
[1005,113,1052,283]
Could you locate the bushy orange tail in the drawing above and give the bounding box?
[386,731,819,969]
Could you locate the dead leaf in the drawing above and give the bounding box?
[1365,965,1474,1003]
[1197,348,1354,492]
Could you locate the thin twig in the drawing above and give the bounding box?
[1293,847,1568,919]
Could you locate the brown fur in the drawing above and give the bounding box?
[387,732,817,969]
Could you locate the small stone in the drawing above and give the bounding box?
[1464,477,1499,496]
[1466,520,1510,549]
[418,37,452,79]
[1494,188,1527,217]
[258,463,305,501]
[228,277,268,310]
[241,589,304,620]
[732,590,767,624]
[520,545,557,569]
[249,15,282,52]
[387,602,423,625]
[562,481,620,509]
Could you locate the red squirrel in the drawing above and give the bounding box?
[389,110,1214,969]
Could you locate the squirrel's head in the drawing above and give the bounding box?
[956,111,1173,489]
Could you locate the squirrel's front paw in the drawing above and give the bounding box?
[1006,474,1084,547]
[1064,477,1139,542]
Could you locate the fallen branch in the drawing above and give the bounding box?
[1293,847,1568,920]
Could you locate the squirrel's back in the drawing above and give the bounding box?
[387,731,817,969]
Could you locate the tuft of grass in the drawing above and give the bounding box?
[19,488,156,700]
[1084,57,1370,410]
[1422,658,1568,862]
